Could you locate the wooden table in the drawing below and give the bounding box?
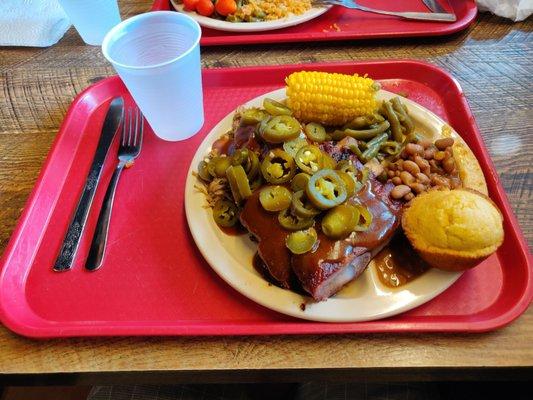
[0,1,531,385]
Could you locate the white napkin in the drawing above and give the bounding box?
[477,0,533,21]
[0,0,71,47]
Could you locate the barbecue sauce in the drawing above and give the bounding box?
[373,232,430,288]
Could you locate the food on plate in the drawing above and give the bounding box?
[402,189,504,271]
[180,0,313,22]
[194,70,503,301]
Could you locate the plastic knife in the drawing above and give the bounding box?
[53,97,124,272]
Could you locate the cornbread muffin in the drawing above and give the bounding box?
[402,189,504,271]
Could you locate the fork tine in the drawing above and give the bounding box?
[127,108,133,146]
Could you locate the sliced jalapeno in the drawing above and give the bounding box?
[353,204,373,231]
[304,122,327,143]
[295,145,323,174]
[286,228,318,255]
[208,156,232,178]
[291,190,320,219]
[263,98,292,116]
[306,169,347,210]
[226,165,252,203]
[321,204,359,239]
[240,108,269,125]
[197,160,212,181]
[336,171,356,198]
[231,149,260,180]
[336,160,356,176]
[213,200,239,228]
[260,149,296,184]
[278,208,314,231]
[321,152,337,169]
[259,186,292,212]
[291,172,311,192]
[283,136,308,158]
[260,115,301,144]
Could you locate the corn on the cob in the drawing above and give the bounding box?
[285,71,379,126]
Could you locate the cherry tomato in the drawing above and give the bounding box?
[183,0,200,11]
[196,0,215,16]
[215,0,237,16]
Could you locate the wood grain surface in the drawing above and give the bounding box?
[0,0,532,382]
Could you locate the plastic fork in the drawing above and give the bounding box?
[314,0,457,22]
[85,106,144,271]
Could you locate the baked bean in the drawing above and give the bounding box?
[434,151,446,161]
[395,170,401,177]
[391,176,402,185]
[424,147,436,159]
[417,138,433,149]
[403,160,420,175]
[416,173,430,184]
[431,175,450,188]
[409,182,426,194]
[435,137,454,150]
[414,155,430,170]
[391,185,411,199]
[387,170,396,178]
[405,143,424,156]
[443,157,456,173]
[404,193,415,201]
[400,171,415,185]
[429,160,444,173]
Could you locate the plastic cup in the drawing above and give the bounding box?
[102,12,204,142]
[57,0,121,45]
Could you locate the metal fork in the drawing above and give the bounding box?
[314,0,457,22]
[85,107,144,271]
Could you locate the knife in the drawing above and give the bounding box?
[422,0,448,14]
[53,97,124,272]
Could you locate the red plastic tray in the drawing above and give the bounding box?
[0,61,531,338]
[152,0,477,46]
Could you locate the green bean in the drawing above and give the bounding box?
[391,97,414,136]
[382,101,404,143]
[361,133,389,162]
[348,143,364,162]
[380,141,402,155]
[343,114,385,130]
[334,121,391,141]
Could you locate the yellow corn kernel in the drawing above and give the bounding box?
[285,71,379,126]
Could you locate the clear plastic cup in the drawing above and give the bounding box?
[102,12,204,142]
[57,0,121,45]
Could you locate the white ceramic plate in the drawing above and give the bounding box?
[185,88,464,322]
[170,0,331,32]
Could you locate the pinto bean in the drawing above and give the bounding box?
[391,176,402,185]
[400,171,415,185]
[403,160,420,175]
[391,185,411,199]
[405,143,424,156]
[431,174,451,188]
[443,157,456,173]
[417,138,433,149]
[387,170,396,178]
[404,193,415,201]
[414,155,430,170]
[409,182,426,194]
[416,173,430,184]
[424,147,436,159]
[435,137,454,150]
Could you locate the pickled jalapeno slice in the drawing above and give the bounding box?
[306,169,347,210]
[260,149,296,184]
[213,200,239,228]
[291,190,320,219]
[295,145,323,174]
[283,137,308,158]
[261,115,301,144]
[263,98,292,116]
[226,165,252,203]
[291,172,311,192]
[321,152,337,170]
[231,148,260,180]
[278,208,314,231]
[286,228,318,255]
[321,204,359,239]
[259,186,292,212]
[208,156,232,178]
[336,171,356,198]
[353,204,373,231]
[197,160,212,181]
[304,122,327,143]
[240,108,269,125]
